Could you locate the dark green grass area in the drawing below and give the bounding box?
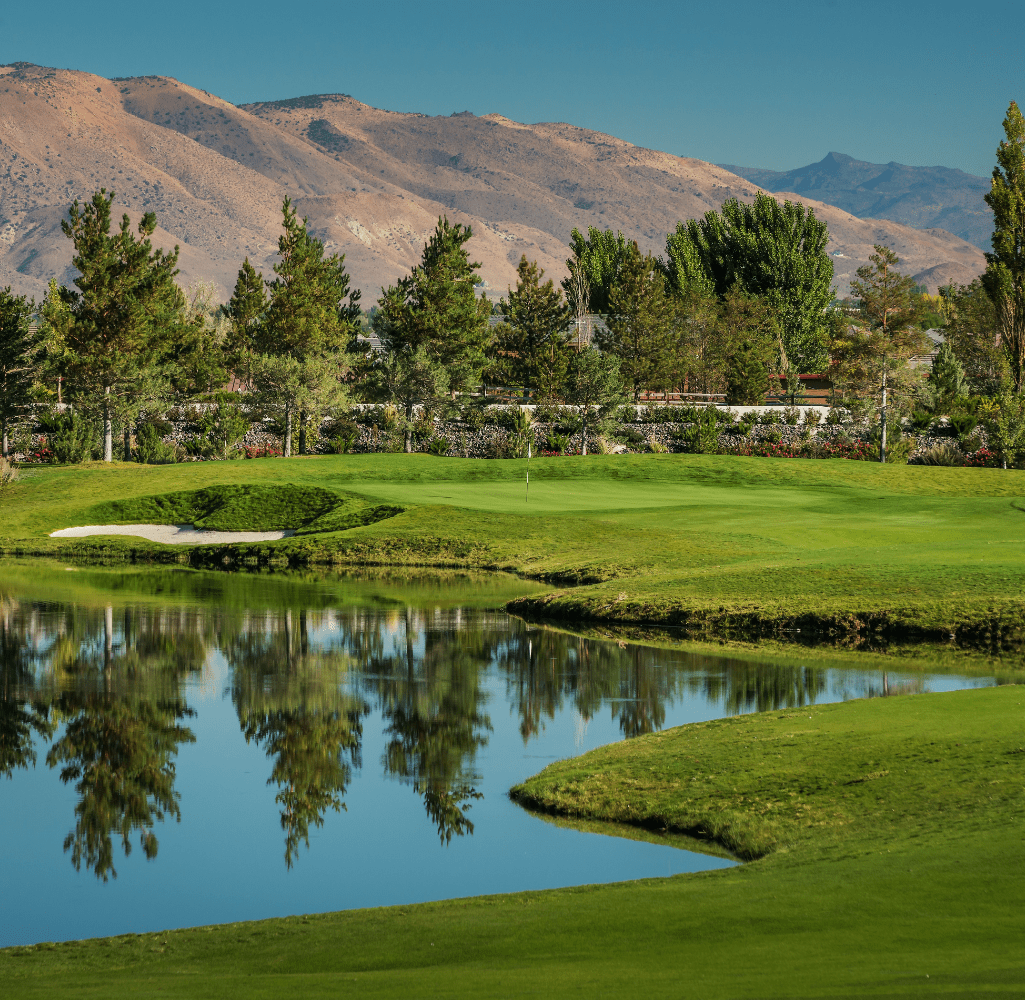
[6,454,1025,645]
[80,483,401,535]
[3,687,1022,998]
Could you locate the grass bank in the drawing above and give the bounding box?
[6,453,1025,644]
[3,686,1022,998]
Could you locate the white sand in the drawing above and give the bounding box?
[49,524,294,545]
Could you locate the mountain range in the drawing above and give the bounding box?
[0,63,986,308]
[721,152,993,251]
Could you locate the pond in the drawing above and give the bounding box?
[0,564,1000,947]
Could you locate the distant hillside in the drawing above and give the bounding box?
[0,64,985,306]
[720,152,993,251]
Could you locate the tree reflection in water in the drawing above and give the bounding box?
[224,609,366,867]
[364,608,493,843]
[0,598,201,879]
[0,580,892,876]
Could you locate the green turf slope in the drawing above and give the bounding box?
[3,686,1022,998]
[5,454,1025,642]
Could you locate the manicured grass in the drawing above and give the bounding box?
[5,453,1025,643]
[3,686,1022,998]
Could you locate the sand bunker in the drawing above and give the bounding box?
[49,524,294,545]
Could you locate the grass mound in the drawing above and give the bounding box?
[512,686,1025,862]
[82,484,400,535]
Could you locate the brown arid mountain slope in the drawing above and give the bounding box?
[0,63,985,307]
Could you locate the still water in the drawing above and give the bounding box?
[0,565,998,947]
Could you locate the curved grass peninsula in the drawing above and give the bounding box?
[5,453,1025,648]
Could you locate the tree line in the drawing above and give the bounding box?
[0,101,1023,464]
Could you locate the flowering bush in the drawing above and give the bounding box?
[963,447,999,468]
[244,443,283,459]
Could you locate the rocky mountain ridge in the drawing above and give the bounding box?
[0,63,985,306]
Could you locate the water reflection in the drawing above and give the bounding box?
[0,584,941,879]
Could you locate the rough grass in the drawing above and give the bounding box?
[6,454,1025,644]
[2,686,1022,998]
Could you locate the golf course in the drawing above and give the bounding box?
[1,452,1023,997]
[5,452,1025,644]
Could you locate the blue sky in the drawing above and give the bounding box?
[1,0,1019,177]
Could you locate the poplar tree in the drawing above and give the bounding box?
[493,256,573,399]
[562,227,628,317]
[982,101,1025,391]
[0,287,37,458]
[664,193,834,373]
[373,217,492,395]
[60,190,184,462]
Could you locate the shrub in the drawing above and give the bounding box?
[37,410,97,464]
[136,420,178,464]
[782,406,801,426]
[646,435,669,453]
[908,410,933,433]
[687,407,719,454]
[801,408,823,428]
[916,443,963,466]
[825,407,846,426]
[949,413,979,439]
[427,435,450,456]
[759,409,783,426]
[545,432,570,455]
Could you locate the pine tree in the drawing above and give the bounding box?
[225,257,268,386]
[0,287,37,458]
[930,341,967,409]
[60,190,183,462]
[725,341,771,405]
[598,242,675,401]
[835,245,927,461]
[567,347,626,456]
[493,256,572,400]
[373,217,491,395]
[982,101,1025,391]
[261,199,361,455]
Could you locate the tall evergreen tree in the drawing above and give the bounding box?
[834,245,927,461]
[567,348,626,456]
[0,287,37,458]
[373,217,491,395]
[59,190,183,462]
[261,199,361,455]
[493,256,573,399]
[225,257,268,386]
[598,242,675,401]
[982,101,1025,391]
[939,280,1008,394]
[663,193,833,373]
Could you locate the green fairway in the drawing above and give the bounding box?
[5,453,1025,643]
[3,686,1021,999]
